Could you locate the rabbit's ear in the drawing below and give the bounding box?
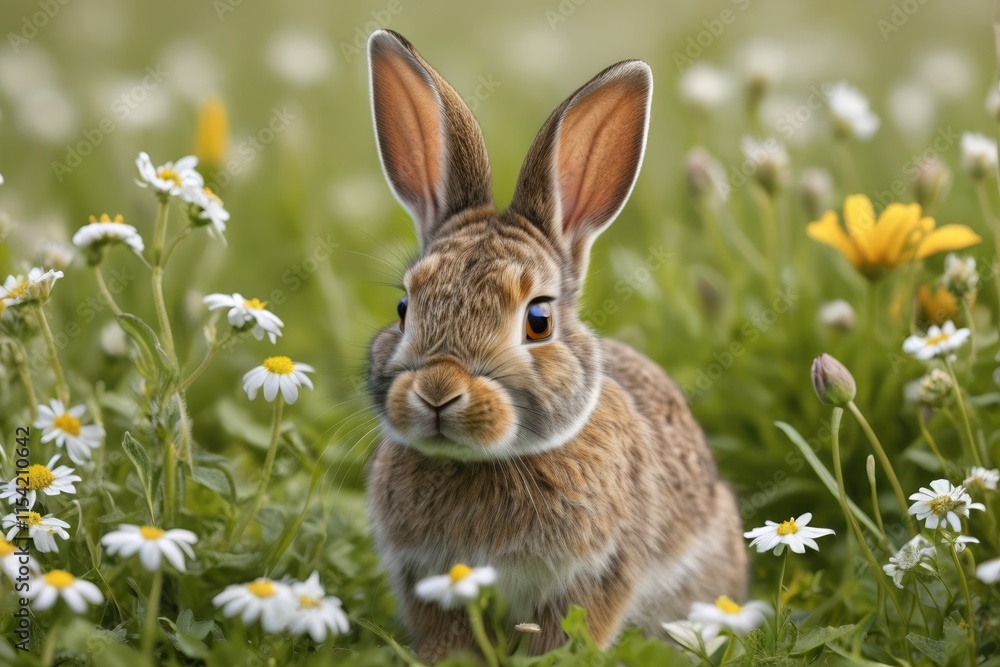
[510,61,652,272]
[368,30,493,250]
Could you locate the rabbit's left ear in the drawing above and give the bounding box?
[509,61,652,272]
[368,30,493,251]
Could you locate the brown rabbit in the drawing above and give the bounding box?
[364,29,747,662]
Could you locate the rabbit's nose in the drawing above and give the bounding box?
[412,388,463,414]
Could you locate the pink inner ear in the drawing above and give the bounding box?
[371,46,443,223]
[556,77,648,240]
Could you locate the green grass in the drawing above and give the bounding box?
[1,1,1000,664]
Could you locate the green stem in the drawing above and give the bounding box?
[835,138,862,193]
[753,186,779,292]
[161,225,193,268]
[228,397,284,546]
[41,625,57,665]
[150,200,176,361]
[949,546,977,666]
[465,602,499,667]
[944,355,983,466]
[142,569,163,664]
[163,435,177,525]
[32,303,70,404]
[774,548,788,647]
[960,299,977,375]
[177,332,235,393]
[865,455,890,551]
[94,265,124,317]
[847,401,915,536]
[9,339,38,420]
[917,411,949,474]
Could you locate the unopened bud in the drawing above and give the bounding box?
[912,157,951,211]
[685,147,729,206]
[798,168,833,221]
[942,253,978,299]
[811,354,857,406]
[918,368,954,409]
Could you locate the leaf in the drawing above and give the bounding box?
[791,624,856,654]
[116,312,178,386]
[217,398,272,450]
[121,432,156,522]
[189,466,233,499]
[906,633,948,666]
[775,421,881,537]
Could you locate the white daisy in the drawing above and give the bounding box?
[0,267,64,306]
[908,479,985,531]
[818,299,856,331]
[212,577,296,633]
[203,293,284,343]
[964,466,999,492]
[882,534,936,589]
[414,564,496,609]
[0,535,36,583]
[661,620,727,657]
[902,321,970,361]
[38,240,75,271]
[288,571,351,641]
[678,63,733,110]
[740,135,789,193]
[743,513,835,555]
[688,596,769,636]
[135,151,204,199]
[0,454,81,510]
[942,254,978,296]
[26,569,104,613]
[190,187,229,241]
[3,510,71,553]
[72,213,145,256]
[242,356,314,404]
[827,82,880,140]
[943,534,979,553]
[960,132,998,179]
[100,524,198,572]
[35,399,105,464]
[977,557,1000,584]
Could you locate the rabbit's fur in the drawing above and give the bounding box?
[364,29,747,661]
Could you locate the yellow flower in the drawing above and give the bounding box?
[915,284,972,327]
[807,194,981,280]
[194,97,228,169]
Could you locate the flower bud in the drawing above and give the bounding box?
[912,157,950,211]
[942,253,978,299]
[742,136,789,197]
[961,132,998,181]
[798,168,833,221]
[685,147,729,206]
[818,299,856,332]
[918,368,954,409]
[811,354,857,406]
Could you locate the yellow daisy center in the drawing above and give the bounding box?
[89,213,125,224]
[8,280,29,301]
[140,526,165,540]
[929,495,957,516]
[776,518,799,535]
[925,332,950,346]
[262,356,294,375]
[24,511,43,527]
[715,595,743,614]
[0,538,15,557]
[23,464,55,491]
[53,413,82,436]
[449,563,473,584]
[244,298,268,310]
[157,167,182,186]
[248,579,276,598]
[299,595,322,609]
[43,570,76,589]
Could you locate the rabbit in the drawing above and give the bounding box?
[363,29,748,662]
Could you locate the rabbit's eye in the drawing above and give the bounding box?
[397,295,408,332]
[525,300,552,341]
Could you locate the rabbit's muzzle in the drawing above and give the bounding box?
[384,355,518,457]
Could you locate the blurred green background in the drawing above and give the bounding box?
[1,0,998,600]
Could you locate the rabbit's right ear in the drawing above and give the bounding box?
[368,30,493,250]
